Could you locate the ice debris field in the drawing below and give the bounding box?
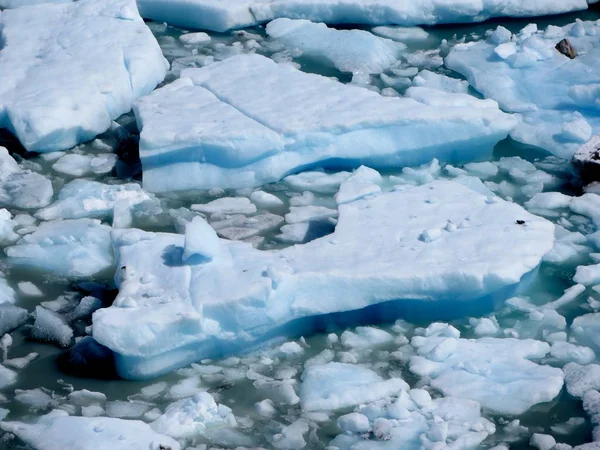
[3,0,600,449]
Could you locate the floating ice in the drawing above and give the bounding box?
[300,362,407,411]
[36,180,153,221]
[5,219,114,277]
[446,20,600,158]
[0,277,16,305]
[1,410,180,450]
[0,0,167,152]
[52,153,118,177]
[136,0,591,32]
[92,179,554,379]
[0,148,53,210]
[135,54,517,192]
[151,392,236,439]
[30,306,74,347]
[372,26,429,42]
[266,18,403,74]
[409,323,564,415]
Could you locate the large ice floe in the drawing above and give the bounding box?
[135,53,517,193]
[1,410,180,450]
[0,0,167,152]
[446,20,600,159]
[92,178,555,379]
[136,0,594,32]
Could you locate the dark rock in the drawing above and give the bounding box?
[556,38,576,59]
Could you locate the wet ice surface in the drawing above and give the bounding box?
[1,6,600,450]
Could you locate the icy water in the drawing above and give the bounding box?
[1,7,600,450]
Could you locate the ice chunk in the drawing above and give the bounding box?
[572,313,600,353]
[183,216,223,262]
[52,154,118,177]
[136,0,591,32]
[30,306,73,347]
[250,191,284,209]
[273,419,309,449]
[0,0,167,152]
[137,54,516,192]
[0,148,53,209]
[5,219,114,277]
[564,363,600,398]
[372,26,429,42]
[446,20,600,159]
[1,410,180,450]
[285,172,350,194]
[93,180,554,379]
[179,32,211,45]
[0,209,18,246]
[151,392,236,439]
[300,362,407,411]
[410,323,564,415]
[191,197,257,216]
[37,180,153,221]
[17,282,43,297]
[412,70,469,94]
[551,342,595,365]
[266,18,402,74]
[68,389,107,407]
[0,304,28,334]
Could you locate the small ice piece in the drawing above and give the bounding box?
[285,205,338,224]
[574,264,600,286]
[81,405,105,417]
[280,341,304,356]
[14,388,55,410]
[17,282,43,297]
[0,148,53,209]
[151,392,236,439]
[272,419,309,450]
[30,306,73,347]
[6,219,114,277]
[4,352,39,370]
[300,362,407,411]
[0,304,28,334]
[191,197,257,215]
[52,154,118,177]
[335,166,382,205]
[67,297,103,322]
[255,399,277,417]
[551,342,595,365]
[250,191,284,209]
[285,172,351,194]
[179,32,211,45]
[0,209,19,246]
[412,70,469,94]
[463,161,499,179]
[526,192,573,210]
[266,18,402,74]
[530,433,556,450]
[564,362,600,398]
[372,26,429,42]
[37,180,153,221]
[106,400,151,419]
[572,313,600,353]
[340,327,394,349]
[183,216,222,262]
[410,323,564,415]
[337,412,370,433]
[469,316,500,337]
[68,389,107,407]
[1,411,180,450]
[0,0,167,152]
[490,26,513,45]
[419,228,442,243]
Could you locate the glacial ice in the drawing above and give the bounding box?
[0,148,53,210]
[446,20,600,158]
[52,153,118,177]
[136,53,517,192]
[136,0,592,32]
[92,179,554,379]
[5,219,114,277]
[409,323,564,415]
[265,18,403,74]
[0,0,167,152]
[36,180,153,221]
[0,410,180,450]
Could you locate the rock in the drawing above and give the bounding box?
[555,38,576,59]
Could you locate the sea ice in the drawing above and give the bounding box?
[1,410,180,450]
[266,18,403,74]
[52,153,118,177]
[136,0,592,32]
[30,306,74,347]
[36,180,153,221]
[409,323,565,415]
[136,53,516,192]
[0,0,167,152]
[0,148,53,210]
[5,219,114,277]
[92,179,554,379]
[446,20,600,158]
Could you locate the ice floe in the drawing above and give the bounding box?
[0,0,167,152]
[135,53,516,192]
[446,20,600,158]
[92,178,554,378]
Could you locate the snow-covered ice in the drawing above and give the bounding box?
[136,0,592,32]
[410,323,564,415]
[36,180,153,221]
[266,18,403,74]
[0,148,53,210]
[92,179,554,378]
[136,53,516,192]
[0,0,167,152]
[5,219,114,277]
[1,410,180,450]
[446,20,600,158]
